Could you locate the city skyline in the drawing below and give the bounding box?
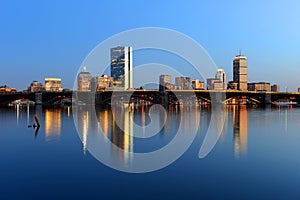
[1,51,298,92]
[1,1,300,91]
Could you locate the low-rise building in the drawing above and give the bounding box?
[207,68,227,90]
[94,75,114,90]
[207,78,223,90]
[271,84,280,92]
[45,78,62,92]
[248,82,270,92]
[191,79,204,90]
[0,85,17,93]
[28,81,45,92]
[175,76,190,90]
[227,81,238,90]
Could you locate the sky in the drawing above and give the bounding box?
[1,0,300,91]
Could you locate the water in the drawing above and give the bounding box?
[1,105,300,199]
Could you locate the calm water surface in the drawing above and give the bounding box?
[1,105,300,199]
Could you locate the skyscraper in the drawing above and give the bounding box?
[111,46,133,89]
[233,55,248,90]
[77,66,92,91]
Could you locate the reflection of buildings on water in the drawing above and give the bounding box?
[159,105,202,136]
[97,109,110,138]
[111,107,133,164]
[160,105,173,134]
[76,108,90,154]
[232,106,248,158]
[45,108,62,141]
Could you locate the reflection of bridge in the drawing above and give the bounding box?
[1,90,300,106]
[0,92,72,105]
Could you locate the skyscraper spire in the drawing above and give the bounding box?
[83,66,87,72]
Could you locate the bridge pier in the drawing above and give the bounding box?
[35,93,42,105]
[155,92,169,105]
[264,93,271,105]
[211,92,226,104]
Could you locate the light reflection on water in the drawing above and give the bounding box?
[9,104,300,162]
[45,108,62,141]
[74,104,248,165]
[2,104,300,199]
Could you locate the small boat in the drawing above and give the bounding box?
[272,99,297,106]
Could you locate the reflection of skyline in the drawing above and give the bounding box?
[111,107,133,164]
[98,109,110,139]
[75,104,249,166]
[232,106,248,158]
[45,108,61,141]
[76,108,90,154]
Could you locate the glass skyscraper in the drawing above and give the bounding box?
[110,46,133,89]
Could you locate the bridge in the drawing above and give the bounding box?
[79,90,300,106]
[1,90,300,106]
[0,92,72,106]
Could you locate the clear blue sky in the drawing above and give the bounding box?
[1,0,300,91]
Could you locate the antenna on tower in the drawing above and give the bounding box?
[83,66,86,72]
[239,49,242,56]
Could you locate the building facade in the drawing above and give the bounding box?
[191,79,205,90]
[206,68,227,90]
[77,67,92,91]
[233,55,248,90]
[207,78,219,90]
[0,85,17,93]
[227,81,238,90]
[28,81,45,92]
[45,78,62,92]
[111,46,133,89]
[248,82,270,92]
[159,75,171,92]
[215,68,226,90]
[175,76,190,90]
[271,84,280,92]
[94,75,114,90]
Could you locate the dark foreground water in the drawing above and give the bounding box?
[1,104,300,199]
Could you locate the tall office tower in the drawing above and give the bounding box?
[233,55,248,90]
[159,75,171,92]
[111,46,133,89]
[77,66,92,91]
[215,68,226,90]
